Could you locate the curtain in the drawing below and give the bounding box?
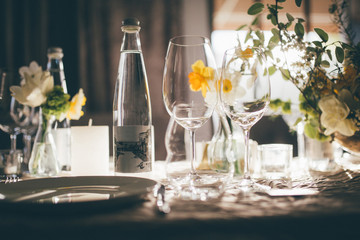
[0,0,185,159]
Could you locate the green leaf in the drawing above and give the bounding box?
[312,41,323,48]
[279,67,291,80]
[286,13,294,22]
[251,16,259,26]
[270,15,277,25]
[294,117,303,127]
[269,35,280,45]
[271,28,279,35]
[247,3,264,15]
[236,24,247,31]
[268,66,276,75]
[263,68,268,76]
[255,30,264,42]
[295,22,304,38]
[326,49,333,60]
[321,60,330,68]
[245,31,252,43]
[304,122,317,139]
[306,46,316,53]
[314,28,329,42]
[341,42,355,51]
[315,55,322,66]
[328,4,337,14]
[253,39,261,47]
[335,46,344,63]
[282,101,292,114]
[270,4,283,9]
[297,18,305,23]
[265,50,274,59]
[295,0,302,7]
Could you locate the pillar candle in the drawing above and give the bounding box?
[71,125,109,175]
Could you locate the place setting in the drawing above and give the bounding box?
[0,2,360,232]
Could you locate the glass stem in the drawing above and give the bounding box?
[10,134,17,153]
[23,134,32,164]
[243,128,251,180]
[189,129,197,176]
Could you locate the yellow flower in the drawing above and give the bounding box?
[67,88,86,120]
[240,47,253,59]
[222,79,232,93]
[188,60,214,97]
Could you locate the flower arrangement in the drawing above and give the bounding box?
[10,61,86,121]
[243,0,360,149]
[10,61,86,176]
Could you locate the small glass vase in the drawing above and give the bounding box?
[28,109,60,177]
[305,136,340,172]
[207,111,235,172]
[165,114,234,200]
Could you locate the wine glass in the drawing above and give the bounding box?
[220,46,270,188]
[20,106,39,172]
[163,36,226,199]
[0,70,31,174]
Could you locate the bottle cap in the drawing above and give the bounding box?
[122,18,140,27]
[47,47,64,59]
[121,18,141,33]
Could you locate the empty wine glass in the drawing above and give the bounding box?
[163,35,230,200]
[220,47,270,189]
[21,106,39,172]
[0,70,31,174]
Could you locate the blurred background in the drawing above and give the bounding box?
[0,0,359,160]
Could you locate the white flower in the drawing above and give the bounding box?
[67,88,86,120]
[18,61,42,85]
[10,66,54,107]
[319,94,358,136]
[204,91,217,107]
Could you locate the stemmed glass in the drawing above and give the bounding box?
[0,70,32,173]
[162,36,219,198]
[220,47,270,188]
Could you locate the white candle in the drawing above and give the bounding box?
[71,125,109,175]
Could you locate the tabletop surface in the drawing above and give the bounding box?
[1,161,360,240]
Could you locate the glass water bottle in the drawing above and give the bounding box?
[47,47,71,171]
[113,18,154,173]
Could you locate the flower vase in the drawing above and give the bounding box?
[334,132,360,156]
[207,111,239,174]
[334,132,360,169]
[305,136,340,172]
[28,109,60,177]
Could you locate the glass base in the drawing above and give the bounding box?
[169,170,232,201]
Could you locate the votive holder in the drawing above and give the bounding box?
[258,144,293,179]
[0,149,23,175]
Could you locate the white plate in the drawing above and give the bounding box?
[0,176,157,212]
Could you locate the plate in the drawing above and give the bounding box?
[0,176,157,213]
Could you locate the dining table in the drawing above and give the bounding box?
[0,159,360,240]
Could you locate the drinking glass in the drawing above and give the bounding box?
[220,47,270,189]
[163,36,225,199]
[0,70,31,173]
[20,106,39,172]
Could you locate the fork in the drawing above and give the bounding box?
[4,175,19,184]
[153,183,170,214]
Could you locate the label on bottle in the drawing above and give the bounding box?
[114,125,153,173]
